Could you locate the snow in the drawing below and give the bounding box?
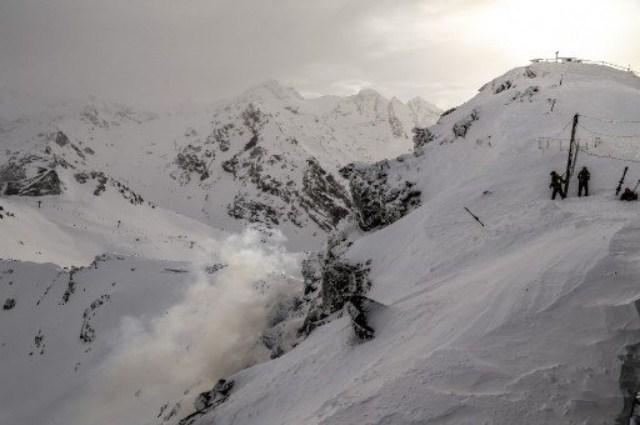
[3,62,640,425]
[189,62,640,425]
[0,80,439,251]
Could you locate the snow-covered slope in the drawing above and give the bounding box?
[0,82,440,250]
[186,63,640,424]
[0,83,441,425]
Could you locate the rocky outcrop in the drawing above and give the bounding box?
[173,144,212,184]
[412,127,435,152]
[341,161,421,231]
[452,109,479,138]
[227,194,280,226]
[79,294,111,344]
[2,168,63,196]
[74,170,147,204]
[300,158,351,232]
[3,298,16,310]
[299,235,372,337]
[178,379,234,425]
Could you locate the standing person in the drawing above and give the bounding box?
[577,166,590,197]
[549,171,566,200]
[620,188,638,201]
[37,200,42,208]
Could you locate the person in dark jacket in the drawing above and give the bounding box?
[577,166,590,197]
[549,171,566,200]
[620,187,638,201]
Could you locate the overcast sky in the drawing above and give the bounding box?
[1,0,639,109]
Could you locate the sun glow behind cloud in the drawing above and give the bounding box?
[351,0,640,107]
[473,0,640,63]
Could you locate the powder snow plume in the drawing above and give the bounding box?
[52,228,302,425]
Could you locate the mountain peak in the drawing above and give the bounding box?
[407,96,442,114]
[355,88,383,98]
[243,80,304,103]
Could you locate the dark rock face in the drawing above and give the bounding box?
[510,86,540,103]
[177,379,234,425]
[300,158,351,232]
[493,80,513,94]
[341,161,421,232]
[321,256,371,314]
[3,298,16,310]
[227,194,280,226]
[75,171,146,205]
[299,235,372,337]
[524,67,537,79]
[173,144,212,184]
[54,131,70,147]
[3,169,63,196]
[346,295,376,340]
[80,294,111,344]
[452,109,479,138]
[412,127,434,151]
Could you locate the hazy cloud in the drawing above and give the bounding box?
[1,0,638,109]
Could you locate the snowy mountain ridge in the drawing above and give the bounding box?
[185,62,640,425]
[0,82,441,425]
[0,81,440,251]
[6,62,640,425]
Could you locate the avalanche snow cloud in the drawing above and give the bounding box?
[42,229,302,425]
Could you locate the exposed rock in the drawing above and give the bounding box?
[79,294,111,344]
[341,161,421,231]
[299,235,372,337]
[346,295,376,340]
[4,169,63,196]
[494,80,513,94]
[452,109,479,138]
[524,67,537,78]
[173,144,212,184]
[54,131,70,147]
[227,194,279,226]
[205,264,227,274]
[510,86,540,103]
[178,379,234,425]
[3,298,16,310]
[206,123,234,152]
[300,158,351,232]
[412,127,435,152]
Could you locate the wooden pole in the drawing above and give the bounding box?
[564,114,580,196]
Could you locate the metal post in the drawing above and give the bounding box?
[564,114,580,196]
